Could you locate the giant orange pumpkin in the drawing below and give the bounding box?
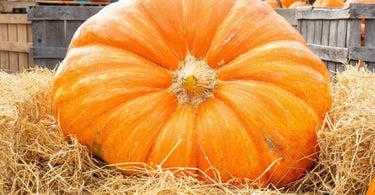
[52,0,332,187]
[367,177,375,195]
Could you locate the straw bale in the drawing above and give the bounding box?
[0,65,374,194]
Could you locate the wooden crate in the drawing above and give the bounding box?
[28,4,105,69]
[0,13,33,73]
[277,4,375,76]
[0,1,36,13]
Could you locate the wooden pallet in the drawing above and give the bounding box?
[0,14,33,73]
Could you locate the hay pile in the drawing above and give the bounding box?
[0,65,374,194]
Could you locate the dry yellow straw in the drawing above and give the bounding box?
[0,65,374,194]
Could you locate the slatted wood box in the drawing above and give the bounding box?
[28,3,107,69]
[0,1,34,73]
[276,4,375,76]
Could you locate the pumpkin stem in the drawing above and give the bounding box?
[181,75,198,92]
[171,55,217,107]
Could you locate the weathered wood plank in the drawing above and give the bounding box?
[349,47,375,62]
[308,44,348,62]
[17,24,28,70]
[27,24,33,68]
[18,53,28,70]
[0,14,30,24]
[297,19,302,32]
[0,41,31,53]
[321,20,330,46]
[45,20,65,47]
[327,62,337,78]
[28,57,34,69]
[8,24,18,72]
[296,6,350,19]
[329,20,338,46]
[347,19,362,48]
[335,63,345,74]
[364,19,375,46]
[348,4,375,19]
[305,20,315,44]
[32,21,47,48]
[0,23,8,71]
[33,58,61,70]
[29,47,67,59]
[27,24,32,43]
[33,20,78,49]
[0,51,9,71]
[275,9,297,25]
[337,20,347,47]
[0,24,7,42]
[313,20,323,44]
[300,20,308,41]
[28,6,103,21]
[17,24,27,43]
[0,51,8,71]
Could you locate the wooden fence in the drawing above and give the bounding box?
[1,2,374,74]
[28,3,106,69]
[0,14,33,73]
[276,4,375,76]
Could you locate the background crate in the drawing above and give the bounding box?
[0,13,33,73]
[0,1,36,14]
[277,4,375,76]
[28,4,106,69]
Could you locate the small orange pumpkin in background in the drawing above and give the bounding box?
[52,0,332,187]
[280,0,302,7]
[313,0,344,7]
[289,0,310,8]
